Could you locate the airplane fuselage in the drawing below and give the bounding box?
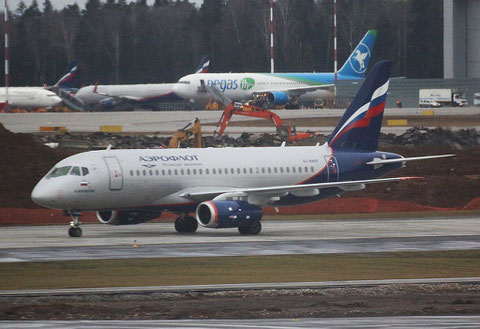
[0,87,63,109]
[31,145,402,213]
[74,83,183,109]
[173,72,359,103]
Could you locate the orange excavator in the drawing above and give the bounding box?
[168,118,202,148]
[216,101,317,142]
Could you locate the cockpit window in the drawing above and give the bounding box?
[178,80,190,84]
[70,166,81,176]
[47,166,72,178]
[82,167,89,176]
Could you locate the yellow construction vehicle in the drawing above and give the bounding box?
[168,118,202,148]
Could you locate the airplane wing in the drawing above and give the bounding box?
[179,176,421,205]
[93,85,142,102]
[254,84,335,98]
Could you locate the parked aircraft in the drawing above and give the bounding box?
[31,60,453,237]
[74,56,210,111]
[0,61,80,110]
[173,31,377,107]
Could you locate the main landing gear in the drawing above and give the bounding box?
[238,221,262,235]
[174,214,198,233]
[68,210,82,237]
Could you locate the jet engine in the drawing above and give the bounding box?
[195,200,262,228]
[99,98,118,109]
[96,210,161,225]
[266,91,289,106]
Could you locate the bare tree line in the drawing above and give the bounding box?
[0,0,442,87]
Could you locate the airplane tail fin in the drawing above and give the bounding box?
[337,30,376,79]
[328,60,392,152]
[195,55,210,73]
[54,61,79,88]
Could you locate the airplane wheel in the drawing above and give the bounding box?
[175,216,198,233]
[238,221,261,235]
[174,216,186,233]
[249,221,262,235]
[68,226,82,238]
[184,216,198,233]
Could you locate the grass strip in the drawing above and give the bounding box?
[1,250,480,290]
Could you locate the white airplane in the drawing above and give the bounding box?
[31,61,454,237]
[173,31,377,107]
[0,61,80,110]
[0,87,62,109]
[74,56,210,111]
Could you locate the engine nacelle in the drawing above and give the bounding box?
[96,210,161,225]
[100,98,118,109]
[195,200,262,229]
[266,91,289,105]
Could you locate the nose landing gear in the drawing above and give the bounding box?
[68,210,83,237]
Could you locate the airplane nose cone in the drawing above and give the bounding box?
[31,183,58,208]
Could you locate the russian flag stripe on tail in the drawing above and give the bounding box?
[195,55,210,74]
[328,60,392,152]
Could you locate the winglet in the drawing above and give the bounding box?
[93,82,99,94]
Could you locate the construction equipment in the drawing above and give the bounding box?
[200,83,317,142]
[168,118,202,148]
[216,102,317,142]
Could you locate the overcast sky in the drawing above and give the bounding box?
[6,0,203,10]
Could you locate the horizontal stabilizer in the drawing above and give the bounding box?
[367,154,455,166]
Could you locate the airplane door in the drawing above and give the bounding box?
[103,157,123,190]
[324,156,339,182]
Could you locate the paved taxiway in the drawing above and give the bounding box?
[1,107,479,135]
[3,316,480,328]
[1,216,479,262]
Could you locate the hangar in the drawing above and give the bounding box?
[444,0,480,78]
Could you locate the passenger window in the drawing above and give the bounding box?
[231,168,234,174]
[193,169,197,175]
[274,167,278,173]
[199,169,203,175]
[155,169,159,175]
[181,169,184,175]
[286,167,290,173]
[82,167,89,176]
[268,168,271,174]
[70,167,81,176]
[212,168,216,174]
[292,167,296,173]
[174,169,178,175]
[237,168,240,174]
[149,170,153,176]
[311,166,314,172]
[130,170,134,176]
[218,168,222,174]
[187,169,191,175]
[243,168,247,174]
[298,167,302,173]
[249,168,253,174]
[136,170,140,176]
[168,169,172,175]
[261,168,265,174]
[305,166,308,173]
[143,170,146,176]
[162,169,166,175]
[280,167,284,174]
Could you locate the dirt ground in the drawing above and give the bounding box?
[1,283,480,320]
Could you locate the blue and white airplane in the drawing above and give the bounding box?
[31,61,453,237]
[173,31,377,107]
[74,56,211,111]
